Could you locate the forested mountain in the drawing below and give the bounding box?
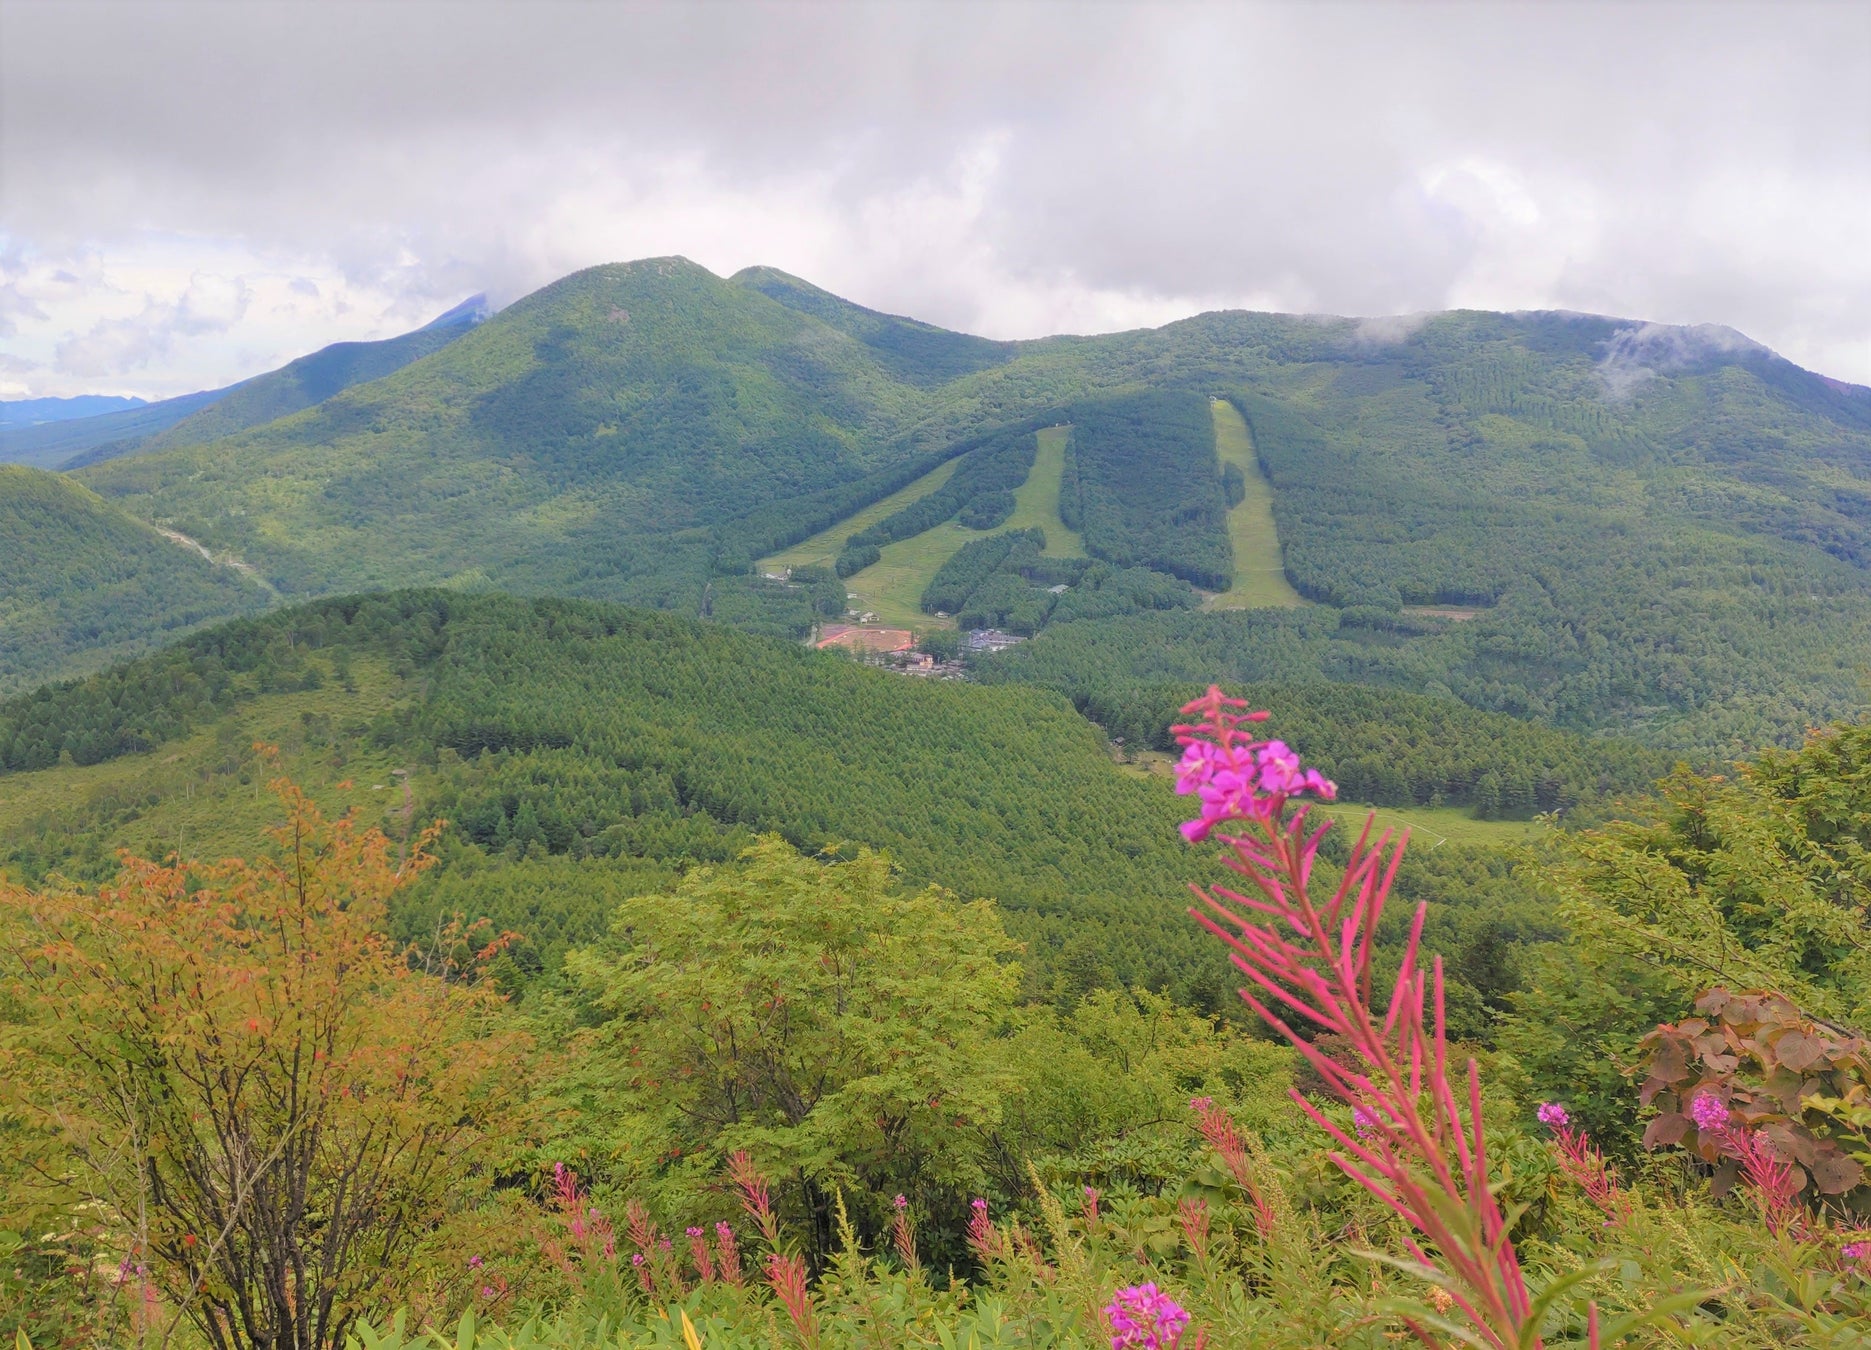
[6,257,1868,752]
[0,296,485,470]
[0,466,269,690]
[0,592,1661,1019]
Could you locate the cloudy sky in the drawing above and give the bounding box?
[2,0,1867,399]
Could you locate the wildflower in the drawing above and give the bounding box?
[1188,1095,1274,1237]
[1536,1102,1570,1128]
[728,1150,782,1248]
[889,1194,922,1281]
[1426,1286,1455,1313]
[1351,1105,1379,1138]
[1171,690,1333,842]
[1105,1282,1191,1349]
[714,1221,744,1286]
[1177,1197,1211,1265]
[1689,1093,1729,1131]
[687,1225,715,1283]
[631,1252,645,1267]
[480,1285,495,1300]
[1841,1241,1866,1262]
[966,1197,1001,1262]
[1179,684,1538,1346]
[766,1252,819,1347]
[467,1254,484,1269]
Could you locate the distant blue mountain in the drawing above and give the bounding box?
[0,395,148,428]
[0,297,490,470]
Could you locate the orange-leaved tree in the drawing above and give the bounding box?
[0,773,523,1350]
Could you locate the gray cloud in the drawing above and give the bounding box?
[3,0,1869,390]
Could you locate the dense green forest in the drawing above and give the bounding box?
[0,466,269,693]
[0,591,1654,1017]
[1063,391,1233,588]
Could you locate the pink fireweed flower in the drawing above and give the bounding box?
[766,1252,819,1347]
[687,1225,715,1283]
[713,1221,744,1287]
[1171,690,1333,841]
[1105,1282,1191,1349]
[966,1197,1002,1262]
[893,1193,908,1210]
[1188,1095,1274,1237]
[1540,1105,1627,1222]
[1689,1093,1729,1131]
[1178,682,1546,1347]
[1842,1241,1867,1264]
[1352,1105,1380,1138]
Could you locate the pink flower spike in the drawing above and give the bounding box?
[1536,1102,1569,1128]
[1177,691,1538,1348]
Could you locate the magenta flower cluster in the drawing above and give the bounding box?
[1172,690,1334,842]
[1689,1093,1729,1131]
[1536,1101,1570,1128]
[1105,1282,1191,1349]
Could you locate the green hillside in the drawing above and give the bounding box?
[75,259,924,602]
[0,466,268,692]
[0,592,1662,1011]
[1,261,1861,754]
[1,304,483,472]
[1205,398,1300,608]
[65,308,483,467]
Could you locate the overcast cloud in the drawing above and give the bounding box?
[2,0,1867,399]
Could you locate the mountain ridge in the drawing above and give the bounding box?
[4,255,1867,753]
[0,295,488,470]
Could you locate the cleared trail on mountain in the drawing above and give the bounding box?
[1205,398,1302,609]
[1002,425,1085,557]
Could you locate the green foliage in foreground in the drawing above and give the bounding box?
[10,658,1871,1345]
[1501,716,1871,1156]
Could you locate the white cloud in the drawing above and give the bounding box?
[1,0,1867,395]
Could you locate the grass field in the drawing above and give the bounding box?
[1109,747,1543,848]
[0,656,417,879]
[1003,425,1086,558]
[759,457,963,573]
[1307,800,1545,848]
[1206,399,1303,609]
